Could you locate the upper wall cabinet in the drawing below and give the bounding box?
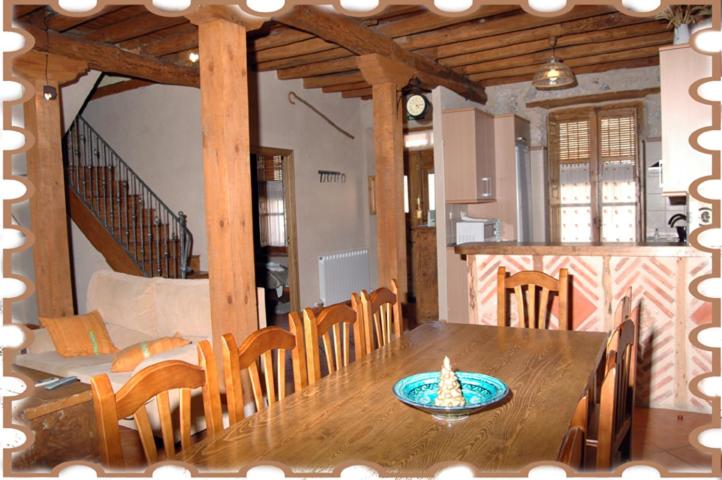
[442,108,495,203]
[659,44,712,195]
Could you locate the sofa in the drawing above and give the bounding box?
[15,270,216,392]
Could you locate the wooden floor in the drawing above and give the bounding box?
[631,407,714,472]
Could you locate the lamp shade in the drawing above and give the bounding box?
[532,57,576,90]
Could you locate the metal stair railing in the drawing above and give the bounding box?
[63,116,193,279]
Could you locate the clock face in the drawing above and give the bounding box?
[406,94,427,118]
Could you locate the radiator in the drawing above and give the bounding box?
[318,249,370,306]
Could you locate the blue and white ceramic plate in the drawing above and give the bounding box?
[392,371,509,419]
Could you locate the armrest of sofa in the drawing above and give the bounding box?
[26,328,56,354]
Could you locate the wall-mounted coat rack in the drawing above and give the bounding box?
[318,170,346,183]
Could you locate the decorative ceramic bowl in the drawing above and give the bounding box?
[392,371,509,420]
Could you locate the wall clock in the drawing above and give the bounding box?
[405,93,429,120]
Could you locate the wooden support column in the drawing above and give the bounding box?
[359,55,414,302]
[16,51,88,317]
[193,15,258,358]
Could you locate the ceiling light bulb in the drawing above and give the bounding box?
[188,52,200,63]
[42,85,57,101]
[547,68,560,79]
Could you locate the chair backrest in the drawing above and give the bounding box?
[360,279,403,354]
[90,340,222,469]
[612,287,632,330]
[497,267,570,330]
[304,301,362,385]
[597,319,635,469]
[559,392,589,469]
[222,314,305,424]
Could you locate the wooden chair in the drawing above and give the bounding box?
[593,319,636,469]
[497,267,570,329]
[90,340,222,469]
[612,287,632,330]
[304,301,363,385]
[360,279,403,354]
[559,394,589,469]
[222,313,306,424]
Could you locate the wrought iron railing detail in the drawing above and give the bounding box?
[63,116,193,279]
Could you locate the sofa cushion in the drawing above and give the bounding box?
[40,311,118,357]
[14,351,114,381]
[106,323,154,351]
[87,270,158,337]
[111,336,190,372]
[26,328,55,354]
[131,342,200,376]
[153,277,212,338]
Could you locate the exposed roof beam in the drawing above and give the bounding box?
[438,13,664,67]
[481,57,660,87]
[461,31,671,76]
[276,6,486,104]
[90,78,153,100]
[45,6,128,32]
[136,25,198,56]
[20,22,199,87]
[526,87,660,109]
[81,13,187,43]
[402,5,614,53]
[256,5,515,70]
[303,71,366,89]
[470,46,663,82]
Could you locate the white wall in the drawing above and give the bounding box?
[8,73,104,322]
[79,72,374,308]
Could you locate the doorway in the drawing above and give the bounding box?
[404,147,438,324]
[250,147,300,326]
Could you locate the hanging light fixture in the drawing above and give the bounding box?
[532,37,576,90]
[42,15,57,101]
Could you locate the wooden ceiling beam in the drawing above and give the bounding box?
[254,46,352,72]
[303,71,366,89]
[13,5,45,18]
[277,6,486,103]
[480,57,660,87]
[322,81,370,93]
[274,19,667,81]
[401,5,614,53]
[277,56,357,80]
[460,31,671,76]
[438,13,664,67]
[469,46,663,82]
[255,37,337,63]
[21,22,199,87]
[45,6,125,32]
[117,22,195,51]
[342,87,373,98]
[251,27,315,51]
[90,79,153,100]
[256,5,515,71]
[136,25,198,56]
[526,87,660,109]
[80,13,187,43]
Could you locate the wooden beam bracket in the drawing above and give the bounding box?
[357,54,414,88]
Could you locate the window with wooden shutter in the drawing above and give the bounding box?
[254,154,287,248]
[548,103,642,243]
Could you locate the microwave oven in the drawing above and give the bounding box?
[455,218,501,244]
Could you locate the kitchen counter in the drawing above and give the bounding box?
[459,240,712,414]
[454,241,708,257]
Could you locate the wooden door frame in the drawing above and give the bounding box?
[250,146,300,313]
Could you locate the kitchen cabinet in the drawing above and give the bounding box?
[442,107,495,202]
[659,44,712,195]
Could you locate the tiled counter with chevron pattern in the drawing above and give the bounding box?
[455,242,713,414]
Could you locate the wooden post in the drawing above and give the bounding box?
[358,55,414,302]
[195,17,258,359]
[16,51,89,318]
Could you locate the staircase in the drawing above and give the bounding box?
[63,116,199,278]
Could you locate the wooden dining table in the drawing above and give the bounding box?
[177,322,607,474]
